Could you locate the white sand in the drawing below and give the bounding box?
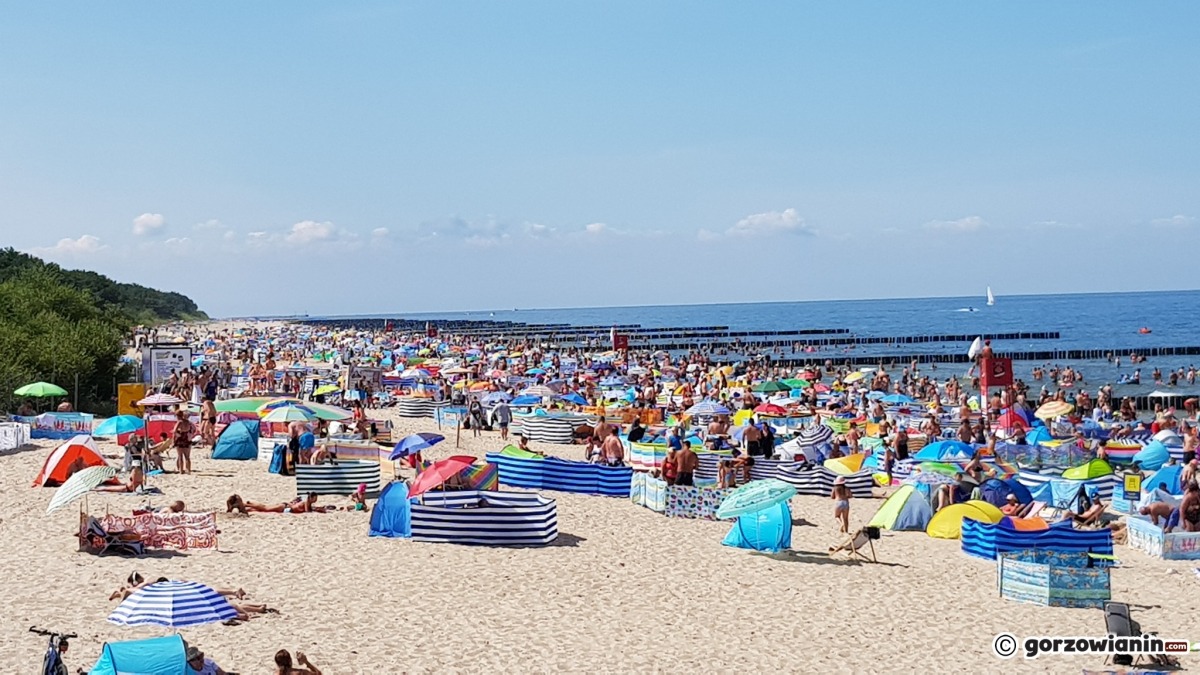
[1,404,1195,672]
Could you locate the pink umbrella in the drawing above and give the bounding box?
[408,455,477,498]
[136,393,183,407]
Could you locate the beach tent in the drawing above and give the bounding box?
[1061,458,1114,480]
[90,634,187,675]
[912,440,974,462]
[926,500,1004,539]
[978,478,1033,508]
[368,482,412,538]
[211,420,259,460]
[867,485,932,531]
[1143,464,1185,495]
[823,453,865,475]
[1131,441,1170,472]
[32,435,105,487]
[722,501,792,553]
[1024,427,1054,445]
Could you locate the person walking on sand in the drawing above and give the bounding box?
[172,410,195,475]
[493,399,512,441]
[831,476,852,533]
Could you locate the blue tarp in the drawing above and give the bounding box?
[211,420,259,460]
[722,501,792,553]
[368,482,412,538]
[90,634,186,675]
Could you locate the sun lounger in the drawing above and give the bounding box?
[1017,500,1045,518]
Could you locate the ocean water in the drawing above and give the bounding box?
[354,290,1200,394]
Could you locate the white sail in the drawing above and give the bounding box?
[986,286,995,306]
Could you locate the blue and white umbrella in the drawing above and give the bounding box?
[107,581,238,628]
[881,394,916,405]
[389,433,445,460]
[796,424,834,448]
[686,400,731,416]
[481,391,511,405]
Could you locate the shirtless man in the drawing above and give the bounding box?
[674,440,698,486]
[593,415,613,442]
[845,422,862,454]
[743,422,763,458]
[601,432,624,466]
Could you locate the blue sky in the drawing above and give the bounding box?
[2,2,1197,317]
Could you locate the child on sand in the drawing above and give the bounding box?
[831,476,851,533]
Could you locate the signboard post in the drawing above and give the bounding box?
[142,347,193,387]
[1123,473,1142,502]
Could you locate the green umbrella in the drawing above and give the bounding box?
[781,378,810,389]
[214,398,272,414]
[752,380,790,394]
[47,465,116,514]
[716,479,797,520]
[15,381,67,398]
[313,384,340,396]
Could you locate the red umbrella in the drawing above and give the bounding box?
[993,410,1028,430]
[813,383,831,393]
[408,455,477,498]
[754,403,787,415]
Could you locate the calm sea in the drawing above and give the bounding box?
[335,290,1200,395]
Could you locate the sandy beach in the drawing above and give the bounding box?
[0,402,1195,673]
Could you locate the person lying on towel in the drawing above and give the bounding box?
[226,493,332,515]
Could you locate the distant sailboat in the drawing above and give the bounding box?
[986,286,995,306]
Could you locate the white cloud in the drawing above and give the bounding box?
[729,208,812,237]
[223,230,237,241]
[372,227,389,237]
[32,234,108,257]
[1151,214,1195,228]
[464,234,505,248]
[285,220,340,244]
[194,219,225,231]
[132,213,166,236]
[523,222,557,239]
[1029,220,1082,230]
[923,215,987,232]
[700,208,814,241]
[584,222,607,235]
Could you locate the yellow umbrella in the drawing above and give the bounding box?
[1035,401,1074,419]
[843,371,865,384]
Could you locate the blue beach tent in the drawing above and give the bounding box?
[369,481,412,538]
[90,634,187,675]
[722,501,792,553]
[211,420,259,460]
[1132,441,1170,472]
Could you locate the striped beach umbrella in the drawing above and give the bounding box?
[136,393,183,407]
[519,385,556,399]
[46,465,116,514]
[686,400,731,416]
[261,405,316,423]
[796,423,834,448]
[1035,400,1074,420]
[107,580,238,628]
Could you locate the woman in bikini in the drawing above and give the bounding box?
[226,493,331,515]
[172,410,195,474]
[831,476,852,533]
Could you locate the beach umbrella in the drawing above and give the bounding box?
[754,403,787,416]
[796,424,833,448]
[303,402,354,421]
[881,394,916,405]
[46,465,116,514]
[409,455,477,498]
[481,391,510,404]
[780,378,811,389]
[256,397,305,414]
[752,380,790,394]
[525,367,546,375]
[313,384,340,396]
[903,471,958,487]
[93,415,145,436]
[519,385,555,399]
[686,400,731,416]
[137,393,184,407]
[261,405,316,423]
[389,433,445,460]
[627,366,649,376]
[15,381,67,397]
[108,581,238,628]
[213,398,270,414]
[1034,401,1074,420]
[511,395,541,406]
[468,381,492,392]
[560,392,588,406]
[843,372,865,384]
[716,479,797,520]
[866,391,886,401]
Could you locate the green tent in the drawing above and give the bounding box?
[867,484,933,531]
[1062,458,1113,480]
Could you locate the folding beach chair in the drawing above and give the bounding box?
[1016,500,1045,519]
[829,526,879,563]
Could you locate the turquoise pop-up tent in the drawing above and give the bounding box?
[369,481,412,538]
[90,634,187,675]
[722,501,792,553]
[211,420,259,460]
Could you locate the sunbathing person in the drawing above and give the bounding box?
[108,571,148,601]
[274,649,322,675]
[226,493,331,515]
[1063,490,1107,526]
